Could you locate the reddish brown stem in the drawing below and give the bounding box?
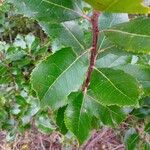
[82,11,100,92]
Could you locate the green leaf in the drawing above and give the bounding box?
[89,68,141,106]
[84,0,150,14]
[96,51,132,68]
[6,129,17,142]
[11,104,21,115]
[40,20,86,54]
[143,96,150,106]
[7,0,82,23]
[144,142,150,150]
[114,64,150,96]
[25,33,39,50]
[134,97,150,119]
[56,106,68,134]
[0,64,12,84]
[99,13,129,31]
[145,122,150,134]
[35,113,56,134]
[86,94,126,127]
[64,92,127,143]
[6,47,26,62]
[64,92,92,144]
[0,108,8,123]
[31,47,89,109]
[21,98,40,125]
[132,107,150,119]
[15,95,28,107]
[138,54,150,65]
[124,128,139,150]
[0,2,10,13]
[131,98,150,119]
[104,17,150,54]
[13,35,26,49]
[96,106,126,127]
[98,13,129,53]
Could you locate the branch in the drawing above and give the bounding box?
[82,11,100,92]
[82,14,91,22]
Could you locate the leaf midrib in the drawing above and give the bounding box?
[105,0,118,11]
[41,51,88,101]
[42,0,81,16]
[104,29,150,38]
[94,67,135,103]
[77,93,86,138]
[87,94,124,120]
[62,22,85,51]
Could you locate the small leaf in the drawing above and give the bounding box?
[35,113,56,134]
[131,97,150,118]
[124,128,139,150]
[31,47,89,109]
[56,106,68,134]
[15,95,28,107]
[86,94,126,127]
[11,104,21,115]
[64,92,92,144]
[6,129,17,142]
[132,100,150,119]
[145,142,150,150]
[21,99,40,125]
[89,68,141,106]
[13,35,26,49]
[6,47,26,62]
[104,17,150,54]
[84,0,150,14]
[0,63,12,84]
[145,122,150,134]
[25,33,38,50]
[0,108,8,123]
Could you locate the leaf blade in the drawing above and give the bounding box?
[86,94,126,127]
[31,48,89,109]
[6,0,82,23]
[40,20,86,54]
[84,0,150,14]
[64,92,92,144]
[104,18,150,54]
[114,64,150,96]
[89,68,141,106]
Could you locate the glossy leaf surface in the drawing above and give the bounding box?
[31,48,89,109]
[104,18,150,54]
[7,0,81,23]
[40,21,86,54]
[89,68,141,106]
[64,92,92,144]
[84,0,150,14]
